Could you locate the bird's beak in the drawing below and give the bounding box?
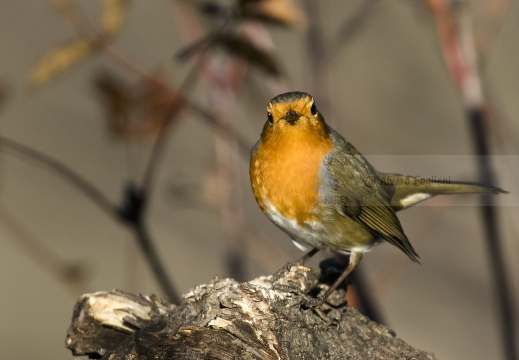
[284,110,300,125]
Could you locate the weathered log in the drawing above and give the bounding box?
[66,264,436,359]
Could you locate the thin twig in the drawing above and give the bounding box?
[303,0,329,116]
[117,182,180,302]
[100,43,189,301]
[139,64,198,195]
[207,56,249,281]
[134,220,180,302]
[468,109,516,360]
[0,135,117,219]
[329,0,379,61]
[302,0,383,319]
[102,44,170,93]
[455,4,516,359]
[187,99,252,157]
[0,108,181,300]
[101,27,252,295]
[0,205,89,294]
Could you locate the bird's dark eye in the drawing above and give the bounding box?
[310,103,318,116]
[267,112,273,123]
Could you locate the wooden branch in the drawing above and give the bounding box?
[66,265,436,359]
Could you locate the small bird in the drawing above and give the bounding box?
[250,91,507,305]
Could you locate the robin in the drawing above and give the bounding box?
[250,91,507,305]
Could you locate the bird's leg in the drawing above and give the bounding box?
[277,248,319,275]
[273,248,318,280]
[294,248,319,266]
[306,251,363,307]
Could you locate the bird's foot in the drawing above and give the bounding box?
[301,294,324,308]
[300,293,343,326]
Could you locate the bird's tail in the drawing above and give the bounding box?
[379,173,508,211]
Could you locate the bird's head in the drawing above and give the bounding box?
[261,92,329,141]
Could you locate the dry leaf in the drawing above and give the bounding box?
[242,0,307,29]
[101,0,130,36]
[95,71,185,141]
[136,87,184,140]
[214,34,280,75]
[177,33,281,75]
[95,71,133,138]
[28,39,97,88]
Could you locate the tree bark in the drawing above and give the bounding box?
[66,264,436,359]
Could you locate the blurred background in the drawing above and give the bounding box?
[0,0,518,359]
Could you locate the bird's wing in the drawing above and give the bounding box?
[321,131,420,262]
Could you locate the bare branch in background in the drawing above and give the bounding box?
[427,1,516,359]
[330,0,380,60]
[0,206,89,294]
[212,93,248,280]
[300,0,384,323]
[0,136,117,219]
[4,1,515,358]
[170,0,296,281]
[0,133,182,301]
[303,0,329,115]
[18,0,302,301]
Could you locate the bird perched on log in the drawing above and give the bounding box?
[250,91,507,305]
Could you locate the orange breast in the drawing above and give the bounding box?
[250,124,334,225]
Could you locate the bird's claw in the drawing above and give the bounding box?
[301,294,324,308]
